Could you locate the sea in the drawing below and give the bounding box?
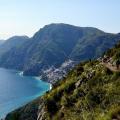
[0,68,50,119]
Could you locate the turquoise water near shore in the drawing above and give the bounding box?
[0,68,50,118]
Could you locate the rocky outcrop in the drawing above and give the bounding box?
[37,104,46,120]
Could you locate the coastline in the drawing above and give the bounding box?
[50,84,52,90]
[0,69,51,119]
[18,71,52,90]
[18,71,24,76]
[34,76,52,90]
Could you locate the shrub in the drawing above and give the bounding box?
[105,68,113,75]
[86,88,105,108]
[44,96,58,115]
[111,107,120,120]
[76,66,84,76]
[61,96,68,107]
[64,81,75,94]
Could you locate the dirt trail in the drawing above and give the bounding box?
[101,62,120,72]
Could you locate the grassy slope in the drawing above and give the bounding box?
[43,60,120,120]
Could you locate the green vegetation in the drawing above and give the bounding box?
[42,59,120,120]
[106,43,120,66]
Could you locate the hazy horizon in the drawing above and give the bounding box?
[0,0,120,39]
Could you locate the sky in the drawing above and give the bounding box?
[0,0,120,39]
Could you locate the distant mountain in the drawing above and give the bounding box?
[0,23,120,82]
[0,40,5,45]
[5,42,120,120]
[0,36,29,56]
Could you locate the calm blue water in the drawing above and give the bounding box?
[0,68,50,118]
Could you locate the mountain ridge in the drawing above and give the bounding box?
[0,36,29,56]
[0,23,120,83]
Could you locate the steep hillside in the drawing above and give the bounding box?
[5,43,120,120]
[39,61,120,120]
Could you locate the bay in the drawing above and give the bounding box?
[0,68,50,118]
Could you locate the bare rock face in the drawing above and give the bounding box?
[86,70,95,79]
[37,104,46,120]
[75,79,83,88]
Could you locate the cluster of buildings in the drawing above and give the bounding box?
[41,60,77,84]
